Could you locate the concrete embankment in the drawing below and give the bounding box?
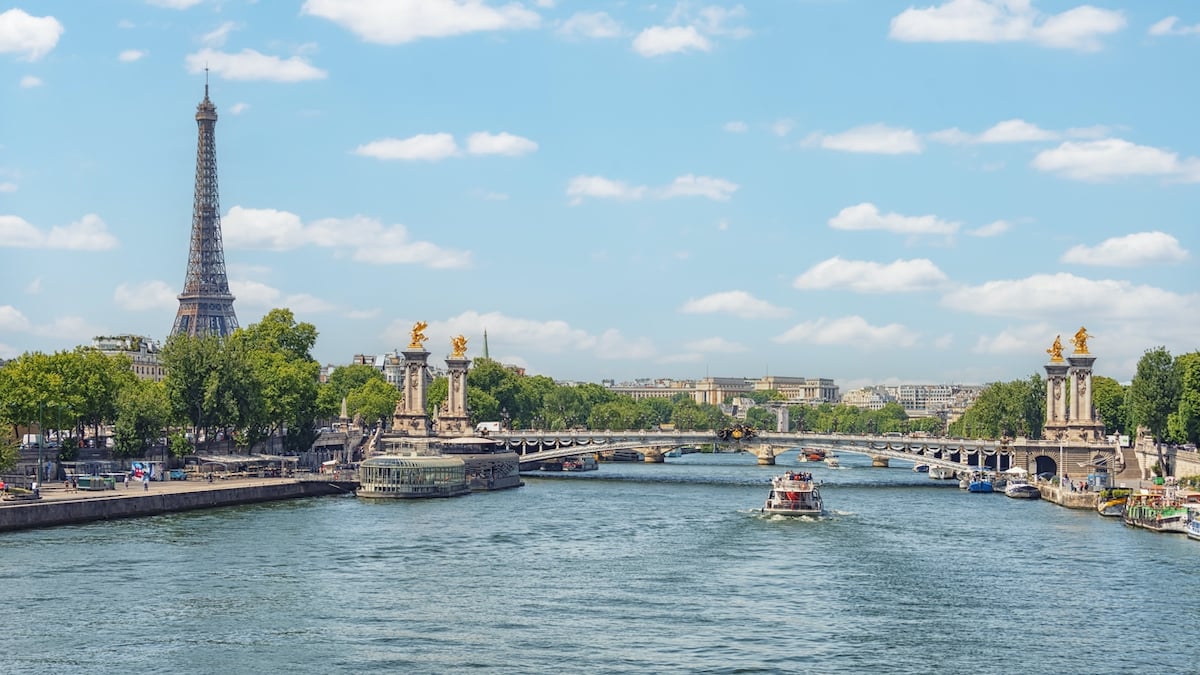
[0,479,358,533]
[1037,484,1098,509]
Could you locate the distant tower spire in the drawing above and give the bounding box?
[482,329,490,359]
[171,81,238,338]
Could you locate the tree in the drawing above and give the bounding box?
[745,407,776,431]
[235,309,321,454]
[347,378,401,428]
[112,379,170,462]
[318,364,385,418]
[1167,351,1200,446]
[949,375,1044,439]
[1091,375,1126,436]
[1127,347,1180,474]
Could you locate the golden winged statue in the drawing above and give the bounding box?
[409,321,428,349]
[1071,326,1090,355]
[1046,335,1064,362]
[451,334,468,358]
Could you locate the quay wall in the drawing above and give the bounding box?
[0,481,356,533]
[1038,484,1098,510]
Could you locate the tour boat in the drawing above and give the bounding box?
[928,466,956,480]
[802,448,826,462]
[561,456,598,472]
[357,454,470,499]
[1186,505,1200,541]
[1096,493,1129,518]
[1003,478,1040,499]
[1123,490,1188,534]
[965,469,994,493]
[823,456,840,468]
[762,472,824,516]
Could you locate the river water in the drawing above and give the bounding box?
[1,451,1196,674]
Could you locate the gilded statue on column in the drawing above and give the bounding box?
[451,335,468,358]
[409,321,428,349]
[1046,335,1064,362]
[1071,326,1090,354]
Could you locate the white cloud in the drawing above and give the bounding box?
[1060,231,1189,267]
[185,48,327,82]
[284,293,337,313]
[147,0,203,8]
[466,131,538,156]
[889,0,1126,51]
[723,121,747,133]
[972,323,1052,355]
[202,21,239,47]
[30,316,102,345]
[229,102,249,115]
[659,174,738,201]
[829,203,959,235]
[558,11,621,39]
[0,9,64,61]
[354,133,460,161]
[930,118,1059,144]
[934,333,955,349]
[24,278,40,294]
[941,272,1195,320]
[678,291,788,319]
[773,315,917,349]
[301,0,540,44]
[222,206,472,269]
[19,75,42,88]
[684,336,748,353]
[792,257,949,293]
[114,281,178,311]
[566,174,737,205]
[968,220,1011,237]
[808,124,922,154]
[594,328,656,360]
[1149,17,1200,37]
[771,119,794,137]
[566,176,647,205]
[427,311,593,354]
[633,25,710,56]
[0,214,119,250]
[1031,138,1200,182]
[346,308,381,320]
[0,182,16,193]
[0,305,32,332]
[229,280,281,308]
[118,49,145,62]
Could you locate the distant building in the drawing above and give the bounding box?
[841,386,896,411]
[693,377,754,405]
[608,379,695,401]
[754,376,839,404]
[93,334,165,381]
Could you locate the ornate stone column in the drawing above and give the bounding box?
[438,335,472,437]
[1043,334,1069,440]
[391,322,433,437]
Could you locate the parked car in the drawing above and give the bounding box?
[169,469,188,481]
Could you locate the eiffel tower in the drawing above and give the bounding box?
[171,77,238,338]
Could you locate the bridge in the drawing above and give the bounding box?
[487,430,1044,472]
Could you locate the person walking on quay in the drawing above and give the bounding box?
[124,474,129,489]
[143,475,149,491]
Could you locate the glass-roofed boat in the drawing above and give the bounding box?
[357,454,469,499]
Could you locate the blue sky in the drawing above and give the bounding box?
[1,0,1197,388]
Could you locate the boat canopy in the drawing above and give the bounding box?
[1003,466,1029,475]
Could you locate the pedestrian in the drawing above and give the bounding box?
[124,474,129,489]
[143,475,149,491]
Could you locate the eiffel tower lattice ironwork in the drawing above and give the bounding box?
[172,79,238,338]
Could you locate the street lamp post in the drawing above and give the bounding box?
[36,401,44,489]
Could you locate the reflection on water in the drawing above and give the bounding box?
[1,450,1197,674]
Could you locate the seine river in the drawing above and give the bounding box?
[2,452,1196,674]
